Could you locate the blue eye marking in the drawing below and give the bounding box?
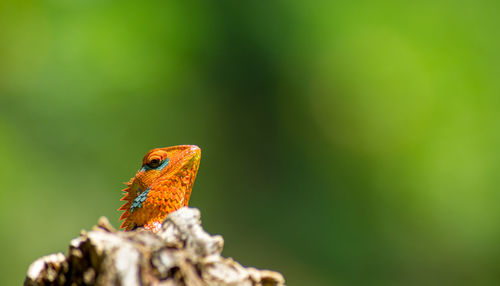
[157,158,170,171]
[140,158,170,172]
[130,187,150,213]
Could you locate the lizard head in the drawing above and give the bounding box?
[118,145,201,230]
[133,145,201,191]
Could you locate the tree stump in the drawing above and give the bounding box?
[24,207,285,286]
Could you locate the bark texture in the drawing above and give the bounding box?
[24,207,285,286]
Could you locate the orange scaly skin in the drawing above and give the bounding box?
[119,145,201,233]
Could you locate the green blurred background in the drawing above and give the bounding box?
[1,1,500,285]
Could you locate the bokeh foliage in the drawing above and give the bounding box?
[1,1,500,285]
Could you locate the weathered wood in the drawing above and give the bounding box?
[24,207,285,286]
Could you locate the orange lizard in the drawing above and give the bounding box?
[118,145,201,233]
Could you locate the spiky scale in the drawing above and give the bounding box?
[118,145,201,233]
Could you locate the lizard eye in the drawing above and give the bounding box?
[148,158,161,168]
[141,156,169,172]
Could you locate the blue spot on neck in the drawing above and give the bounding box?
[130,187,151,213]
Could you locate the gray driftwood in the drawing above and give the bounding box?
[24,207,285,286]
